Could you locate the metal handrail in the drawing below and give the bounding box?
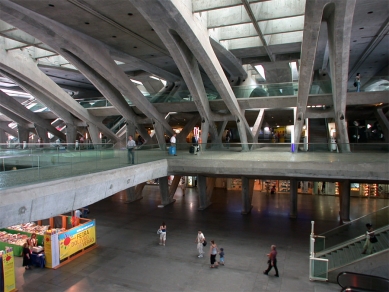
[337,271,389,291]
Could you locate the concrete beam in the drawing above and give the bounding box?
[0,121,17,137]
[0,91,66,140]
[193,0,267,13]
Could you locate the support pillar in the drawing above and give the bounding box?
[0,128,7,144]
[125,182,146,203]
[153,121,167,150]
[34,124,50,143]
[168,175,181,200]
[241,177,254,214]
[200,119,210,149]
[17,125,29,144]
[290,179,298,219]
[158,176,175,207]
[88,124,101,146]
[197,175,213,210]
[66,124,78,144]
[339,180,351,223]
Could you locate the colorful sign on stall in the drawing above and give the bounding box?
[44,230,60,268]
[2,250,16,292]
[58,220,96,260]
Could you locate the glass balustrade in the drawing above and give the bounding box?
[0,142,388,190]
[315,206,389,253]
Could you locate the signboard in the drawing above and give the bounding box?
[58,220,96,260]
[1,250,16,292]
[44,231,60,268]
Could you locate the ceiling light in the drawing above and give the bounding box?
[130,79,142,85]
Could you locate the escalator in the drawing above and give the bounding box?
[337,272,389,291]
[308,118,329,151]
[310,206,389,283]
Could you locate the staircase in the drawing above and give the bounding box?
[308,118,328,151]
[318,228,389,270]
[310,206,389,282]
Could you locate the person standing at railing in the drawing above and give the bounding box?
[354,73,361,92]
[127,135,136,164]
[362,223,377,254]
[170,133,177,156]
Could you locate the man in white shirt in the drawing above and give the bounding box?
[195,230,205,257]
[127,135,136,164]
[170,133,177,156]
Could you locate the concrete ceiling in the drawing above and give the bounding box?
[0,0,387,130]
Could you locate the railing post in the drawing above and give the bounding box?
[310,221,315,256]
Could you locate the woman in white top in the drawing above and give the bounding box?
[209,240,219,268]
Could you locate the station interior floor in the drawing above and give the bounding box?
[13,186,389,292]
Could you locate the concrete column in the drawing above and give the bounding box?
[252,109,265,148]
[0,121,18,138]
[88,124,101,146]
[168,175,181,200]
[241,177,254,215]
[153,121,167,150]
[17,125,29,144]
[34,124,50,143]
[375,108,389,142]
[0,128,7,144]
[326,0,355,153]
[158,176,175,207]
[66,124,78,144]
[294,0,327,146]
[197,175,212,210]
[200,119,210,148]
[125,182,146,203]
[177,115,200,145]
[0,90,66,141]
[290,179,298,219]
[339,180,351,223]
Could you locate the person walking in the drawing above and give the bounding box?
[264,245,279,277]
[195,230,205,258]
[209,240,219,268]
[159,221,167,246]
[362,223,376,254]
[127,135,136,164]
[355,73,361,92]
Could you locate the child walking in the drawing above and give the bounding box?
[219,247,225,265]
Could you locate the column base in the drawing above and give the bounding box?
[124,196,143,204]
[241,205,253,215]
[158,199,176,208]
[198,202,212,211]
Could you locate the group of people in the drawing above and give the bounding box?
[195,230,224,268]
[159,225,278,275]
[22,233,38,270]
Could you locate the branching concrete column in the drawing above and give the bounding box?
[252,109,265,149]
[88,124,101,146]
[294,0,328,146]
[153,121,167,151]
[326,0,355,152]
[34,124,49,143]
[0,128,7,144]
[66,124,77,144]
[197,175,213,210]
[241,177,254,215]
[290,179,298,219]
[158,176,176,207]
[17,125,29,144]
[177,115,200,145]
[0,121,18,138]
[125,182,146,203]
[200,120,210,150]
[339,180,351,223]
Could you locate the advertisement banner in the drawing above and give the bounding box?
[44,232,60,268]
[58,220,96,260]
[2,250,16,292]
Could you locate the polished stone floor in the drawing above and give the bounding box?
[13,187,389,292]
